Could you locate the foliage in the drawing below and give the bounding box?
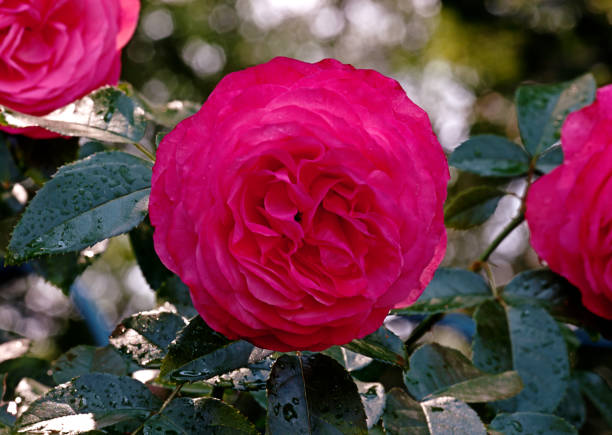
[1,31,612,435]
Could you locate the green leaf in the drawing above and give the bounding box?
[160,316,271,382]
[129,217,173,291]
[382,388,428,435]
[489,412,578,434]
[444,186,506,230]
[31,252,91,296]
[78,141,109,160]
[472,300,513,374]
[0,357,52,399]
[207,357,274,391]
[356,381,385,429]
[404,344,522,403]
[394,268,492,315]
[0,87,149,144]
[146,100,201,129]
[143,397,258,435]
[448,135,530,177]
[343,326,407,367]
[421,396,487,435]
[516,73,596,156]
[266,354,367,435]
[156,275,198,318]
[8,151,152,263]
[502,270,584,323]
[15,373,159,433]
[575,371,612,428]
[535,145,563,174]
[0,134,20,184]
[52,345,131,384]
[497,305,570,413]
[554,379,586,430]
[109,306,187,368]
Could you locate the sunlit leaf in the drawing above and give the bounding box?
[8,151,152,263]
[343,326,407,367]
[421,396,487,435]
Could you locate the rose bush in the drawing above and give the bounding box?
[0,0,140,138]
[526,84,612,319]
[150,57,448,351]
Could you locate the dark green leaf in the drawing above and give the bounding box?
[0,133,20,184]
[497,305,569,413]
[109,306,187,368]
[421,396,487,435]
[502,270,584,323]
[8,151,152,263]
[52,345,130,384]
[554,379,586,430]
[0,404,15,429]
[516,73,596,156]
[31,252,91,295]
[160,316,271,382]
[266,354,367,435]
[535,145,563,173]
[129,217,173,291]
[0,87,149,144]
[15,373,159,433]
[472,300,513,373]
[394,268,492,315]
[448,135,530,177]
[444,186,506,229]
[382,388,428,435]
[78,142,109,160]
[343,326,407,367]
[489,412,577,434]
[404,344,521,403]
[575,371,612,428]
[143,397,257,435]
[356,381,385,429]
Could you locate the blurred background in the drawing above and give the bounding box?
[1,0,612,367]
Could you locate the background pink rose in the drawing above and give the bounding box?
[150,57,448,351]
[526,84,612,319]
[0,0,140,138]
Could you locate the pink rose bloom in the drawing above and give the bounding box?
[150,57,448,351]
[526,84,612,319]
[0,0,140,138]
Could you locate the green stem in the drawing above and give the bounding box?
[130,382,184,435]
[472,211,525,271]
[132,141,155,162]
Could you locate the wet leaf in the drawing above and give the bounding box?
[143,397,257,435]
[356,381,385,429]
[394,268,492,315]
[129,217,173,291]
[266,353,367,435]
[52,345,130,384]
[449,135,530,177]
[0,87,149,144]
[404,344,522,403]
[421,396,487,435]
[496,305,569,413]
[444,186,506,230]
[31,252,91,295]
[207,357,274,391]
[554,378,586,430]
[489,412,577,434]
[161,316,271,382]
[8,151,152,263]
[382,388,428,435]
[109,306,187,368]
[15,373,159,433]
[472,300,513,374]
[516,73,596,156]
[343,326,407,367]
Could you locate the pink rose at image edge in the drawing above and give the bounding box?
[0,0,140,138]
[526,84,612,319]
[149,57,449,351]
